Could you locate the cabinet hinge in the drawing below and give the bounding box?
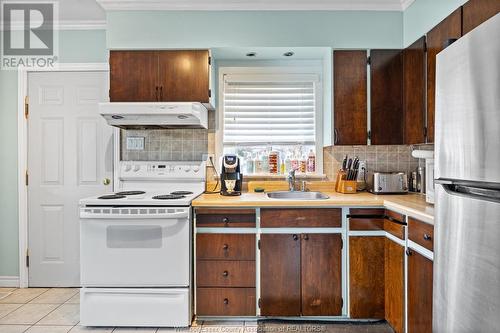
[25,170,29,186]
[258,298,261,308]
[208,56,211,65]
[423,126,428,141]
[341,297,344,309]
[24,96,29,119]
[26,249,29,268]
[258,239,261,250]
[367,130,372,140]
[341,238,343,250]
[367,56,371,65]
[208,89,212,98]
[423,40,428,53]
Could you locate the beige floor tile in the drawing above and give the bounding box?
[0,290,49,305]
[0,290,16,293]
[0,325,31,333]
[0,305,23,320]
[37,304,79,326]
[202,321,244,327]
[25,326,73,333]
[65,292,80,304]
[112,329,158,333]
[30,289,78,304]
[69,326,114,332]
[0,304,58,325]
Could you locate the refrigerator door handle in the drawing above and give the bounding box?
[441,183,500,203]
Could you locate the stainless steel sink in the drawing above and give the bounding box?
[266,191,329,200]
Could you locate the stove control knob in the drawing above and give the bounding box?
[193,166,200,173]
[169,166,176,172]
[124,165,132,172]
[184,166,191,172]
[133,165,141,172]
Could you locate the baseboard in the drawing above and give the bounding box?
[0,276,20,287]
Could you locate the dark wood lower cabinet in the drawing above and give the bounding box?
[349,236,385,319]
[301,234,343,316]
[260,234,301,316]
[407,249,433,333]
[197,288,256,316]
[385,239,405,333]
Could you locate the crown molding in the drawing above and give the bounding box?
[0,20,106,31]
[97,0,414,11]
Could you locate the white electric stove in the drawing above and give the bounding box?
[79,161,206,328]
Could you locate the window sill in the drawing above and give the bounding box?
[216,173,327,180]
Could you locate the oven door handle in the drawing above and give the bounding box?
[79,209,189,220]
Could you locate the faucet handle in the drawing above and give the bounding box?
[301,180,307,192]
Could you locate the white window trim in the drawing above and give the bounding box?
[216,66,323,175]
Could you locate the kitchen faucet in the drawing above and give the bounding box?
[287,168,297,191]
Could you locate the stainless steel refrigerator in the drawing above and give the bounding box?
[434,13,500,333]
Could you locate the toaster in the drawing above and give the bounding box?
[367,172,408,194]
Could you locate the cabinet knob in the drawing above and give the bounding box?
[223,217,229,225]
[160,86,163,100]
[223,298,229,305]
[155,86,159,101]
[303,234,309,240]
[423,234,432,241]
[406,249,413,256]
[222,270,229,277]
[103,178,111,186]
[222,244,229,251]
[334,128,340,145]
[293,234,298,241]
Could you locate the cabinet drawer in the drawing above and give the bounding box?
[408,217,434,251]
[384,219,405,240]
[197,260,255,287]
[196,288,256,316]
[385,209,405,223]
[261,208,342,228]
[349,217,384,231]
[196,209,256,227]
[196,234,255,260]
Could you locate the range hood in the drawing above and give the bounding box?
[99,102,208,129]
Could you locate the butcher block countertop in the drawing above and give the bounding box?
[192,191,434,224]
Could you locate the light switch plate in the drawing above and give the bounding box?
[126,137,145,150]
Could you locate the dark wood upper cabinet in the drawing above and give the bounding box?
[260,234,301,316]
[407,249,433,333]
[370,49,404,145]
[301,234,343,316]
[110,51,159,102]
[333,50,368,145]
[109,50,210,103]
[462,0,500,34]
[426,8,462,143]
[403,36,426,144]
[158,50,210,103]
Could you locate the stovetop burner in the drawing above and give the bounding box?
[170,191,194,195]
[115,191,146,196]
[98,194,126,200]
[153,194,186,200]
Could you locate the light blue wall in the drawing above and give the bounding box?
[107,11,403,49]
[403,0,467,47]
[0,30,107,277]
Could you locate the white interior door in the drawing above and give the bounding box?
[28,71,112,287]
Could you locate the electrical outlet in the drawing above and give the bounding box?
[357,160,367,181]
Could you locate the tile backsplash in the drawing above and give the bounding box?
[121,129,208,161]
[323,145,419,180]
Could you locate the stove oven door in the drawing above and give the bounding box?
[80,206,190,287]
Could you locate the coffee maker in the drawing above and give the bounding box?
[220,155,243,196]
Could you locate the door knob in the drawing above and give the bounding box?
[103,178,111,186]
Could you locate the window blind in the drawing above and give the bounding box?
[223,79,316,145]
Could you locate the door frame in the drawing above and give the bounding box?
[17,63,109,288]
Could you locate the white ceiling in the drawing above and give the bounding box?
[97,0,416,11]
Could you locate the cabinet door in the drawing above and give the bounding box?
[158,50,210,103]
[385,238,405,333]
[349,236,385,319]
[301,234,343,316]
[403,36,426,144]
[260,234,301,316]
[426,8,462,143]
[370,49,403,145]
[109,51,159,102]
[407,249,433,333]
[333,50,368,145]
[462,0,500,34]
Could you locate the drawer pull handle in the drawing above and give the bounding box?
[406,249,413,256]
[303,234,309,240]
[293,234,298,241]
[223,244,229,250]
[222,270,229,277]
[423,234,432,241]
[223,298,229,305]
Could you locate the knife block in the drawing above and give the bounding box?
[335,171,358,194]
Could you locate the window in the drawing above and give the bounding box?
[217,70,322,175]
